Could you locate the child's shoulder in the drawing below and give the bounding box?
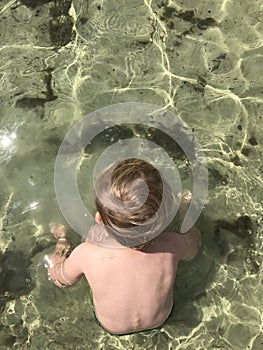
[71,241,93,256]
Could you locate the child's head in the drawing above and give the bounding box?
[95,158,173,248]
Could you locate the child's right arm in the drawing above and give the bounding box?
[45,224,85,288]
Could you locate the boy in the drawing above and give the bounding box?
[46,158,201,335]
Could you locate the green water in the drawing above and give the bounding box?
[0,0,262,349]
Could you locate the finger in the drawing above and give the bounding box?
[180,190,192,203]
[55,243,70,256]
[49,223,67,238]
[49,223,58,233]
[55,241,70,252]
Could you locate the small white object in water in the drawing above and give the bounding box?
[30,201,38,209]
[21,201,40,214]
[28,176,37,186]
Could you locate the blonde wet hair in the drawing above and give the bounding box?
[95,158,173,249]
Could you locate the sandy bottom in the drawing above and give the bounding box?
[0,0,262,349]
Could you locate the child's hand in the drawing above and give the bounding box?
[178,190,192,224]
[48,223,71,264]
[54,237,71,256]
[178,190,192,205]
[49,223,67,239]
[46,238,70,267]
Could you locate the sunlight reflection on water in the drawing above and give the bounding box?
[0,0,262,349]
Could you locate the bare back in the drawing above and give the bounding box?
[69,230,185,334]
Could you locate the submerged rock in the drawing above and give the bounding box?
[215,215,253,238]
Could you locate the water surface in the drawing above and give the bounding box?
[0,0,262,349]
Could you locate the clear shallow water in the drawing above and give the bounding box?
[0,0,262,349]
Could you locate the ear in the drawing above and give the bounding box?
[95,211,104,225]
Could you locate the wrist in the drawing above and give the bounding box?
[44,256,67,288]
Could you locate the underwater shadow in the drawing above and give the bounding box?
[164,210,259,337]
